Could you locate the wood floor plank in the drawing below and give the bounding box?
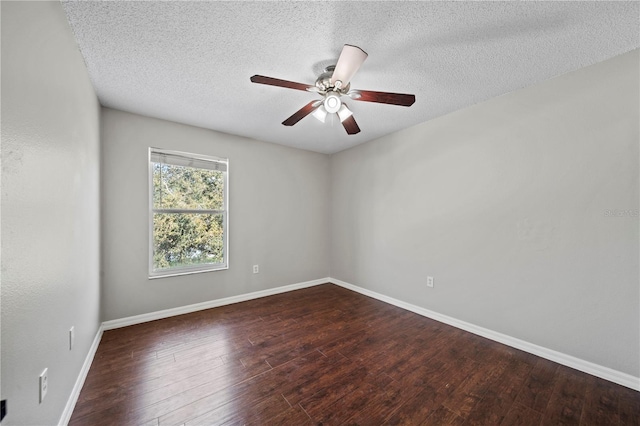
[579,375,620,425]
[441,358,500,419]
[157,351,322,425]
[463,358,533,425]
[540,367,587,425]
[514,356,559,413]
[253,405,312,426]
[618,386,640,426]
[304,380,380,424]
[500,402,542,426]
[383,385,448,425]
[69,284,640,426]
[344,379,410,425]
[185,393,290,425]
[277,351,354,406]
[423,404,466,425]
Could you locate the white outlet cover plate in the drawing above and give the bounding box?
[39,368,48,403]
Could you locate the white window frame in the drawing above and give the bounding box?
[148,147,229,279]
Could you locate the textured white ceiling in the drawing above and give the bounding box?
[61,1,639,154]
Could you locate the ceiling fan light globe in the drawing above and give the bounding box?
[324,94,341,113]
[312,105,328,123]
[337,104,353,122]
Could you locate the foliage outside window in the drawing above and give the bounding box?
[149,148,228,278]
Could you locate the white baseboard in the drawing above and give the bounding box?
[328,277,640,392]
[59,324,104,426]
[102,278,328,330]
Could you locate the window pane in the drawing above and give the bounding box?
[153,163,224,210]
[153,212,224,270]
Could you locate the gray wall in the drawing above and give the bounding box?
[100,108,330,321]
[1,2,102,425]
[330,50,639,377]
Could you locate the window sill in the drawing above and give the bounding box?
[149,265,228,280]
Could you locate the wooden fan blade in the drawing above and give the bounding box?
[342,115,361,135]
[250,75,314,92]
[330,45,368,88]
[282,101,320,126]
[351,90,416,107]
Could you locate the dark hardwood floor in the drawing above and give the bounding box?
[70,284,639,425]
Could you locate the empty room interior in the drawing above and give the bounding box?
[2,1,639,425]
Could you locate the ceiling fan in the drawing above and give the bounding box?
[250,45,416,135]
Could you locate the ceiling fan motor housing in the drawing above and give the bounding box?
[315,66,350,93]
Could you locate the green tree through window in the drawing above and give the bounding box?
[150,149,228,276]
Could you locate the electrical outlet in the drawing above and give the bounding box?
[69,326,75,350]
[427,276,434,288]
[253,265,259,274]
[39,368,48,403]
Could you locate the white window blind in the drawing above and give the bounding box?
[150,150,227,172]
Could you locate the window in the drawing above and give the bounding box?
[149,148,228,278]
